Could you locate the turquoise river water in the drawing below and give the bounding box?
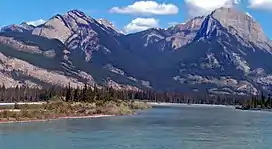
[0,105,272,149]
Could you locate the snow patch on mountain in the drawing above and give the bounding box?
[97,18,123,34]
[104,64,125,76]
[173,74,258,95]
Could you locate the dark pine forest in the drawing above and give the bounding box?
[0,83,271,110]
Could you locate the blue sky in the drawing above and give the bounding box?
[0,0,272,37]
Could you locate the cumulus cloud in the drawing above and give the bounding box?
[27,19,46,26]
[248,0,272,9]
[124,18,159,33]
[185,0,240,17]
[110,1,179,15]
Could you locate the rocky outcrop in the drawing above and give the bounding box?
[0,31,140,90]
[195,7,272,53]
[0,22,34,33]
[0,36,43,54]
[106,79,139,91]
[124,16,205,51]
[211,8,268,44]
[0,51,81,88]
[162,16,205,50]
[32,10,122,62]
[97,18,123,35]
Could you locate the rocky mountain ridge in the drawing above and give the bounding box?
[0,8,272,95]
[1,22,35,33]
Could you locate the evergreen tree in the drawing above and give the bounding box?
[268,94,272,108]
[65,83,72,102]
[80,83,88,102]
[261,92,266,108]
[74,87,79,102]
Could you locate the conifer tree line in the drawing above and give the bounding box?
[0,85,62,102]
[240,93,272,109]
[0,83,137,103]
[0,83,270,108]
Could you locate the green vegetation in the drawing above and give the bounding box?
[236,93,272,111]
[2,79,271,123]
[0,99,150,122]
[0,83,151,122]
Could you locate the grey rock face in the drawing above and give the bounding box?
[125,16,205,51]
[1,22,34,33]
[32,10,122,62]
[212,8,267,43]
[123,28,168,52]
[162,8,272,95]
[195,7,272,53]
[0,41,140,90]
[97,18,123,35]
[0,31,142,90]
[167,16,205,33]
[163,16,205,50]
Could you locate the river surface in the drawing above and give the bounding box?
[0,105,272,149]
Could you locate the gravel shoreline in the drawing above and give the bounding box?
[0,114,114,124]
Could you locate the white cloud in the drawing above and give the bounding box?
[27,19,46,26]
[185,0,240,17]
[248,0,272,9]
[110,1,178,15]
[124,18,159,33]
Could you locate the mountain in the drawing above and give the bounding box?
[122,16,205,52]
[0,22,35,33]
[32,10,119,59]
[163,16,205,50]
[0,31,86,88]
[173,8,272,95]
[1,8,272,95]
[30,10,155,90]
[0,31,145,90]
[0,10,149,90]
[195,8,271,52]
[97,18,123,35]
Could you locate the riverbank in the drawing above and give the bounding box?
[235,106,272,112]
[0,100,150,124]
[147,102,235,108]
[0,114,114,124]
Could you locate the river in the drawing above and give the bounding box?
[0,105,272,149]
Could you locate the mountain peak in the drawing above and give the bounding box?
[211,7,248,21]
[97,18,123,34]
[0,23,34,33]
[20,22,35,29]
[195,7,270,52]
[67,9,86,16]
[212,7,239,13]
[214,7,268,43]
[20,22,28,26]
[172,16,205,32]
[98,18,113,26]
